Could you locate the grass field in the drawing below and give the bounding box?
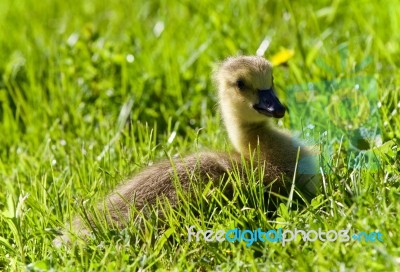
[0,0,399,270]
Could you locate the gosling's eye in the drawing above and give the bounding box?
[236,80,245,90]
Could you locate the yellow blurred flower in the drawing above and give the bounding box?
[271,48,295,66]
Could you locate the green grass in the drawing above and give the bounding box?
[0,0,399,270]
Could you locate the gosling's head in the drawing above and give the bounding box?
[214,56,286,124]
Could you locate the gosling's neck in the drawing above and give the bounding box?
[222,111,278,160]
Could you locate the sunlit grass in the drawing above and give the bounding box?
[0,0,399,270]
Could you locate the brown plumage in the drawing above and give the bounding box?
[53,55,319,246]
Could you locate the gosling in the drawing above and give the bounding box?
[215,56,319,195]
[53,55,319,246]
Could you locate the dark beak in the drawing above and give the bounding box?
[253,88,286,118]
